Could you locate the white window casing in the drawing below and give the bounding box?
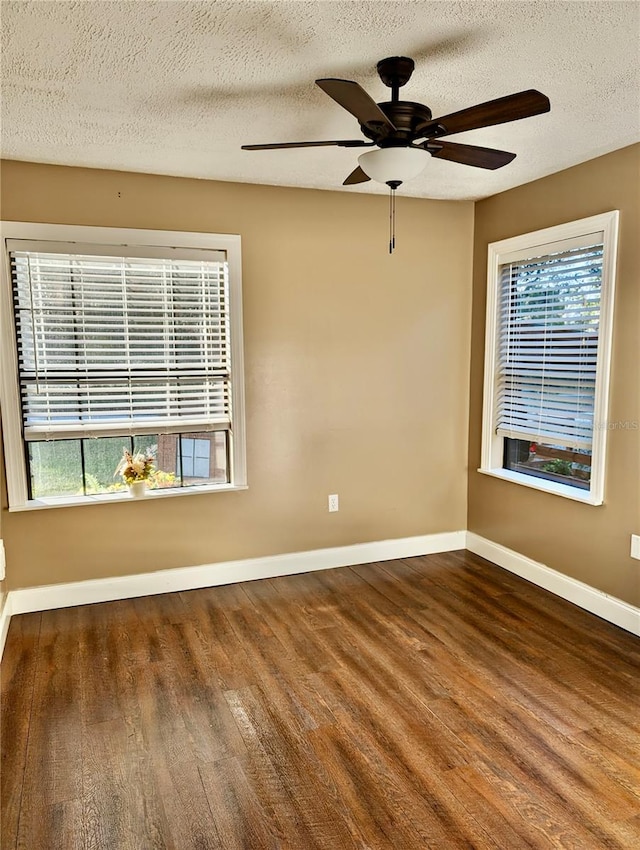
[0,223,247,510]
[480,211,619,505]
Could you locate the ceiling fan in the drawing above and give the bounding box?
[242,56,550,251]
[242,56,550,187]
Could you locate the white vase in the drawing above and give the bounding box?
[128,481,148,498]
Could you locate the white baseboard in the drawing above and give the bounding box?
[2,528,637,664]
[466,532,640,637]
[0,593,11,659]
[7,530,466,618]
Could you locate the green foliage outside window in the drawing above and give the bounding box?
[542,458,574,476]
[29,435,176,497]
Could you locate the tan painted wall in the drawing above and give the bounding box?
[0,160,474,590]
[468,144,640,607]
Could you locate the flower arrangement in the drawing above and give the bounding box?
[115,448,155,485]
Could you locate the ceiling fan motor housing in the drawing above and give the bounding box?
[361,101,434,146]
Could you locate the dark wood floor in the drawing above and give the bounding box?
[2,550,639,849]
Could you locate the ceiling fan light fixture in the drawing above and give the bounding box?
[357,146,428,185]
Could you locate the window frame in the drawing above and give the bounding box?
[479,211,619,505]
[0,222,247,510]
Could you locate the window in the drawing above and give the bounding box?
[175,434,227,481]
[0,223,246,509]
[179,438,210,478]
[480,212,619,505]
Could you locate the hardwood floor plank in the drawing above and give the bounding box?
[1,613,42,850]
[157,621,248,763]
[224,685,345,850]
[15,613,83,850]
[81,717,162,850]
[457,759,628,849]
[46,799,84,850]
[129,657,222,850]
[442,767,536,850]
[308,724,458,850]
[179,595,253,691]
[197,755,280,850]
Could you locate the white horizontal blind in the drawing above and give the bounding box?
[10,247,232,440]
[495,235,604,449]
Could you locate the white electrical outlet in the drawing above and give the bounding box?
[0,539,5,582]
[328,494,339,512]
[631,534,640,560]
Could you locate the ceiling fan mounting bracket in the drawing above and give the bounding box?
[376,56,415,92]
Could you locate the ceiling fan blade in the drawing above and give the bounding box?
[242,139,373,151]
[343,166,371,186]
[421,90,550,138]
[316,78,396,132]
[425,141,516,169]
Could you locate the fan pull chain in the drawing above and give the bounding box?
[387,180,401,254]
[388,185,397,254]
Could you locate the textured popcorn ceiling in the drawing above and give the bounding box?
[1,1,639,200]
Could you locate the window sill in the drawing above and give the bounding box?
[9,483,248,512]
[477,467,602,505]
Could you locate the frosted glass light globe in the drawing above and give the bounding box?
[358,147,428,185]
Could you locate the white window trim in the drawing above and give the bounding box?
[0,222,247,510]
[479,211,619,506]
